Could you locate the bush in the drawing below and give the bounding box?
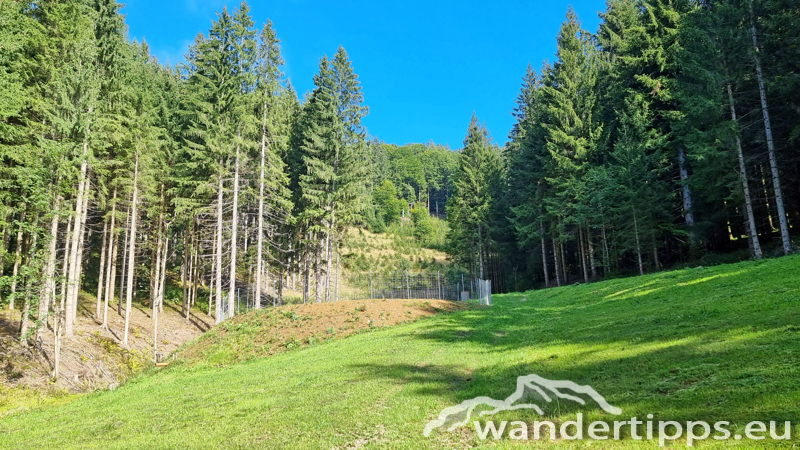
[373,180,405,225]
[411,204,433,242]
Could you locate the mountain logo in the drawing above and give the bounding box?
[423,374,622,437]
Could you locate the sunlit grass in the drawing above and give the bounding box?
[1,255,798,448]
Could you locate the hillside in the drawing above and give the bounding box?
[0,292,211,415]
[248,225,452,304]
[1,256,799,449]
[178,299,464,367]
[341,226,450,274]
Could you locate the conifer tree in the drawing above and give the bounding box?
[540,8,602,282]
[446,115,500,279]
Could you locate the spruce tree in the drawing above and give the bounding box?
[446,114,500,279]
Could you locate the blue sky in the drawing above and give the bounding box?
[122,0,605,149]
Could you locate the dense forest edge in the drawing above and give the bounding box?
[1,0,800,388]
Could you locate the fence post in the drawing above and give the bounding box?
[369,270,373,300]
[437,271,441,300]
[406,270,410,299]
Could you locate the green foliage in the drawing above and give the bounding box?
[290,46,370,275]
[446,114,502,276]
[411,203,433,242]
[491,0,800,289]
[368,141,458,210]
[373,179,404,225]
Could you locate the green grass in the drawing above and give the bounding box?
[2,256,799,449]
[0,385,75,419]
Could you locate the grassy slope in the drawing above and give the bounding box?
[2,256,799,449]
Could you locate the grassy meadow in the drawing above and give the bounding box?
[1,255,798,449]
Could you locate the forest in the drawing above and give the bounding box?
[452,0,800,291]
[1,0,799,378]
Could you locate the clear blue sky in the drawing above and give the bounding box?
[122,0,605,149]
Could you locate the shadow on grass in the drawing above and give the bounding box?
[163,302,211,332]
[352,256,800,426]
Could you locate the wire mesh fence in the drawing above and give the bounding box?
[336,271,457,301]
[215,271,492,321]
[335,271,492,304]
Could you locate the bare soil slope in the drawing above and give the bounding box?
[178,298,465,366]
[0,293,211,396]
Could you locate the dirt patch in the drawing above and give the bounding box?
[0,293,211,395]
[179,299,465,366]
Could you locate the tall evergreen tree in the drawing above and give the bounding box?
[446,115,501,279]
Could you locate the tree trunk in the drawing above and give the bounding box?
[123,158,139,347]
[334,241,340,302]
[325,223,332,303]
[103,190,118,329]
[71,179,91,329]
[601,225,610,275]
[119,207,130,317]
[278,264,284,306]
[96,219,109,320]
[53,294,63,381]
[255,127,266,309]
[553,237,562,287]
[39,200,61,343]
[60,215,73,315]
[579,227,589,283]
[651,233,661,271]
[9,211,25,312]
[19,232,36,342]
[215,161,224,323]
[185,233,193,317]
[725,82,762,259]
[64,152,89,338]
[229,148,240,319]
[302,249,310,304]
[477,225,484,280]
[757,164,775,232]
[540,223,550,287]
[587,228,597,279]
[158,224,169,333]
[181,231,188,316]
[314,238,323,303]
[633,209,644,276]
[749,0,792,255]
[151,224,164,353]
[678,148,696,245]
[265,251,271,306]
[53,214,73,381]
[162,237,170,306]
[189,242,197,313]
[20,289,31,343]
[0,225,7,306]
[209,223,216,317]
[326,214,336,303]
[152,229,162,362]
